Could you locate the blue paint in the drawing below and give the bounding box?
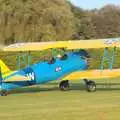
[1,52,88,92]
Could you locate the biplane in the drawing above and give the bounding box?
[0,38,120,96]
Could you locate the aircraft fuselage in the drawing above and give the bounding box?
[0,52,88,93]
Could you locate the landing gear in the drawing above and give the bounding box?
[59,80,70,91]
[0,90,8,96]
[83,79,96,92]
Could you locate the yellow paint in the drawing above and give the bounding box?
[62,69,120,80]
[0,59,12,77]
[2,38,120,52]
[4,75,31,82]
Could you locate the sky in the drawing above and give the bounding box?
[70,0,120,9]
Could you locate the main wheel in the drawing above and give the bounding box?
[0,90,8,96]
[83,79,96,92]
[59,80,70,91]
[86,82,96,92]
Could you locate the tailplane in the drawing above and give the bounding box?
[0,59,11,75]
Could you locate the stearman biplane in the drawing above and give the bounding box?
[0,38,120,96]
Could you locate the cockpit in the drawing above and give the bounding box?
[48,54,68,64]
[47,50,90,65]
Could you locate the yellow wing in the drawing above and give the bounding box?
[2,38,120,52]
[62,69,120,80]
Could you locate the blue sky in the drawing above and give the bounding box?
[70,0,120,9]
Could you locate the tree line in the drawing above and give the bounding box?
[0,0,120,45]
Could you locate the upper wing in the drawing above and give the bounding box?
[0,44,4,50]
[62,69,120,80]
[2,38,120,52]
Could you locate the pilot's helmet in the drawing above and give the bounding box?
[56,54,62,58]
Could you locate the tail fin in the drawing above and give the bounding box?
[0,59,11,75]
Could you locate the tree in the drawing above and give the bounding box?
[0,0,76,44]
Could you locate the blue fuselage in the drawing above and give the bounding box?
[1,52,88,91]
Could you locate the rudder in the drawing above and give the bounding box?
[0,59,11,75]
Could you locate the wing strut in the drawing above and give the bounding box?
[100,47,116,87]
[17,52,31,69]
[100,47,116,70]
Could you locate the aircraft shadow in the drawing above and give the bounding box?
[9,82,120,95]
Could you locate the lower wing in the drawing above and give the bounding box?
[62,69,120,80]
[4,74,31,82]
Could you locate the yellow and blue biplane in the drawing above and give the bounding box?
[1,38,120,96]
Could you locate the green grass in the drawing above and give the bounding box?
[1,78,120,120]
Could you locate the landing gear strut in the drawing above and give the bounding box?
[59,80,70,91]
[83,79,96,92]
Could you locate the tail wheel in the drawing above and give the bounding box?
[59,80,70,91]
[0,90,8,96]
[84,79,96,92]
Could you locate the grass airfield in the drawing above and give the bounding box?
[0,78,120,120]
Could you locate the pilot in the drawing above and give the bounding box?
[60,54,68,60]
[56,54,68,60]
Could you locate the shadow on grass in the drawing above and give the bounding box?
[9,82,120,95]
[10,86,59,95]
